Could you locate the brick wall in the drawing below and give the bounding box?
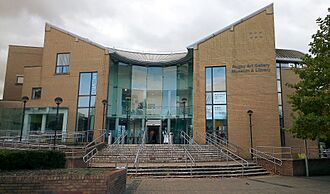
[257,158,330,176]
[0,169,126,194]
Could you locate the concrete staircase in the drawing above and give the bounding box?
[89,144,269,178]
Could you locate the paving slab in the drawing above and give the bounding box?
[126,175,330,194]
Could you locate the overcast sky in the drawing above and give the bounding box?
[0,0,328,99]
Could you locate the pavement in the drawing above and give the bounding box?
[126,175,330,194]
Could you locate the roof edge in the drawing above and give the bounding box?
[187,3,273,48]
[45,23,107,50]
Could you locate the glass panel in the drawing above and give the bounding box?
[277,80,282,92]
[56,67,62,74]
[57,53,70,66]
[32,88,42,99]
[147,90,162,115]
[90,96,96,107]
[213,92,226,104]
[79,73,91,95]
[278,105,283,118]
[147,67,162,90]
[206,120,213,132]
[212,67,226,91]
[206,68,212,91]
[29,114,42,131]
[206,92,212,104]
[89,108,95,130]
[276,68,281,79]
[91,73,98,95]
[63,66,69,73]
[45,114,64,131]
[163,66,177,90]
[118,62,131,90]
[213,105,226,119]
[78,96,90,107]
[206,105,213,119]
[278,93,282,105]
[76,108,89,131]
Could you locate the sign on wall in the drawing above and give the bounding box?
[231,64,271,73]
[213,92,226,104]
[213,105,226,119]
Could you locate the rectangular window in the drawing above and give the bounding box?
[55,53,70,74]
[205,67,227,137]
[32,87,42,100]
[76,72,98,132]
[16,75,24,84]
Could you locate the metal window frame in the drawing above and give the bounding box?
[75,72,98,132]
[55,53,70,74]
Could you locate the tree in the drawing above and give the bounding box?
[288,8,330,144]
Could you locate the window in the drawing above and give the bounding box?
[76,72,98,132]
[276,63,285,146]
[205,67,227,138]
[16,75,24,84]
[56,53,70,74]
[32,87,42,99]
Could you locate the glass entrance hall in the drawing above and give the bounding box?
[106,49,193,144]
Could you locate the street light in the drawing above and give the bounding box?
[102,99,108,130]
[125,96,131,144]
[247,109,254,159]
[20,96,29,142]
[181,97,188,140]
[54,96,63,149]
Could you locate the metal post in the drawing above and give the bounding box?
[247,110,254,159]
[20,96,29,142]
[54,97,63,150]
[304,139,309,177]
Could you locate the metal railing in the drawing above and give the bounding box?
[83,130,107,163]
[250,147,283,166]
[133,130,147,173]
[181,131,203,152]
[206,132,242,154]
[113,132,128,144]
[197,132,249,167]
[183,146,195,176]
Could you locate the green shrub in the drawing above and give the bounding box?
[0,149,66,170]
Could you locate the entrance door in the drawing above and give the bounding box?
[147,126,160,144]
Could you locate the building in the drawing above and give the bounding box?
[1,4,317,158]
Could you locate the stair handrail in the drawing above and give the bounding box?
[183,146,195,176]
[82,130,107,164]
[180,131,203,152]
[133,129,147,173]
[199,133,249,167]
[250,147,283,166]
[84,130,107,150]
[206,132,241,154]
[113,131,128,144]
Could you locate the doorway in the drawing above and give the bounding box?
[147,126,160,144]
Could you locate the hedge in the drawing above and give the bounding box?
[0,149,66,170]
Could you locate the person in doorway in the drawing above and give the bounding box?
[163,131,169,144]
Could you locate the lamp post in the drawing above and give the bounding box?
[20,96,29,142]
[247,109,254,159]
[102,99,108,142]
[54,97,63,150]
[181,97,188,141]
[125,96,131,144]
[102,99,108,130]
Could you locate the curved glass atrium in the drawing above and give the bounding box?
[107,49,193,144]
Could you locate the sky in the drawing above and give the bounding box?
[0,0,328,99]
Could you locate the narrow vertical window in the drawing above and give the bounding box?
[205,67,227,138]
[76,72,98,134]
